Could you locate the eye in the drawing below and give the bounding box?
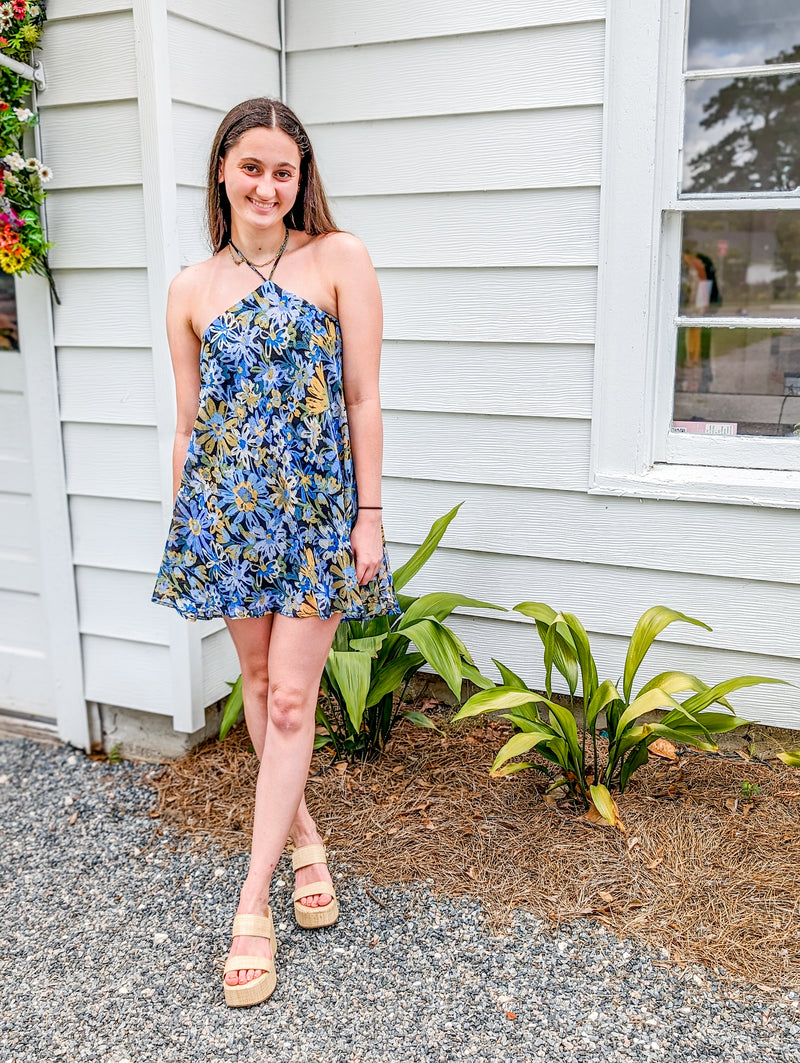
[275,170,294,180]
[242,163,260,173]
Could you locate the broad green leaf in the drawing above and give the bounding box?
[365,653,424,708]
[491,760,537,777]
[681,675,786,715]
[400,618,463,698]
[777,750,800,766]
[692,711,752,734]
[589,784,618,826]
[501,711,545,732]
[637,671,712,699]
[492,658,529,691]
[623,607,712,702]
[402,710,442,732]
[547,701,584,774]
[513,601,559,625]
[559,612,599,703]
[585,679,620,731]
[452,686,541,722]
[490,729,555,773]
[544,622,579,698]
[325,649,372,731]
[219,675,244,740]
[461,661,495,690]
[444,624,476,666]
[398,592,503,629]
[646,722,717,751]
[395,592,417,613]
[349,633,390,655]
[613,724,650,760]
[619,742,650,791]
[313,733,332,750]
[617,687,684,731]
[392,503,463,590]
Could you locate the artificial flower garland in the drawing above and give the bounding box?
[0,0,56,296]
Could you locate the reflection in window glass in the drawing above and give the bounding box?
[0,271,18,350]
[680,211,800,318]
[673,327,800,436]
[687,0,800,71]
[683,72,800,193]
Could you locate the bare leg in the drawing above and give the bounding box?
[223,611,341,987]
[227,615,334,910]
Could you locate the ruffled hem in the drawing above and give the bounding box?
[151,590,401,623]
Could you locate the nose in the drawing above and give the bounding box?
[255,174,276,199]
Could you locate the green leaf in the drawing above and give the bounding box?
[398,592,504,629]
[546,701,584,775]
[637,670,716,700]
[400,618,463,698]
[501,710,545,732]
[544,621,579,698]
[585,679,620,731]
[559,612,599,703]
[776,750,800,767]
[646,722,717,751]
[348,633,390,655]
[692,711,752,734]
[681,675,786,715]
[491,760,539,777]
[402,711,442,732]
[492,658,529,691]
[325,649,372,731]
[219,675,243,740]
[513,601,559,625]
[490,728,555,774]
[452,686,540,722]
[365,653,424,708]
[616,687,684,732]
[619,742,650,792]
[623,607,712,702]
[313,733,332,750]
[461,661,496,690]
[392,503,463,590]
[589,784,618,826]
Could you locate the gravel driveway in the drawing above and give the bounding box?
[1,738,798,1063]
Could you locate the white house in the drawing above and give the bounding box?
[1,0,798,758]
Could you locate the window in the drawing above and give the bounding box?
[591,0,800,506]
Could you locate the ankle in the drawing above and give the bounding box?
[290,828,323,849]
[236,878,271,915]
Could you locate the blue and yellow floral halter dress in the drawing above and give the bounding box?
[151,243,400,622]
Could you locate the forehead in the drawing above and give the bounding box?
[226,126,301,164]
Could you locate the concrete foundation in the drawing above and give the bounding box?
[87,700,225,763]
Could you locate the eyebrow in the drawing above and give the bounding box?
[239,156,297,168]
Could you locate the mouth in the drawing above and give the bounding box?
[248,197,278,211]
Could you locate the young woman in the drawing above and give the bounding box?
[152,98,400,1007]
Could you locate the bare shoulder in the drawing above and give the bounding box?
[314,230,373,271]
[167,257,216,304]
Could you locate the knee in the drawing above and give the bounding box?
[267,682,310,735]
[242,665,269,702]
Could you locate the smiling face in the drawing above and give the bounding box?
[218,126,302,238]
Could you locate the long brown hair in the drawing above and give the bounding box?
[206,98,337,252]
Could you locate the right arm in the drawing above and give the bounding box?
[165,269,203,502]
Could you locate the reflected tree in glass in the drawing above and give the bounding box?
[687,45,800,192]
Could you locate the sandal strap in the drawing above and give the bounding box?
[291,844,328,871]
[223,954,273,974]
[292,880,336,902]
[232,912,273,938]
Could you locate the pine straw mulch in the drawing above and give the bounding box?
[148,709,800,993]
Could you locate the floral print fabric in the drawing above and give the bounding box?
[152,278,400,621]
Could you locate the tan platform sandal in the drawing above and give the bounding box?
[223,909,278,1007]
[291,843,339,929]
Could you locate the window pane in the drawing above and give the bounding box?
[683,73,800,193]
[0,272,18,350]
[681,211,800,318]
[673,327,800,436]
[687,0,800,71]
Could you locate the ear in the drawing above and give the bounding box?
[217,158,224,183]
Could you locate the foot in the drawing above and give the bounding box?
[224,931,272,987]
[292,836,333,909]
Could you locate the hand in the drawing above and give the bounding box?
[350,512,383,585]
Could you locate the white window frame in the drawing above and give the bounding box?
[590,0,800,508]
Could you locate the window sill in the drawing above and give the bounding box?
[590,464,800,509]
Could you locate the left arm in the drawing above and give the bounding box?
[326,232,385,585]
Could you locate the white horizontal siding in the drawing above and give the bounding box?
[383,412,590,490]
[52,269,150,347]
[310,107,602,196]
[287,0,604,49]
[382,479,800,585]
[38,10,137,107]
[202,626,240,706]
[334,188,600,268]
[167,14,280,110]
[46,187,147,270]
[76,566,170,645]
[48,1,132,18]
[176,184,207,264]
[167,0,280,47]
[378,268,596,344]
[289,22,604,123]
[82,634,172,715]
[380,342,594,419]
[70,496,165,573]
[63,423,160,501]
[57,349,157,426]
[39,100,142,190]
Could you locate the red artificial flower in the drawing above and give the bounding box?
[0,102,8,112]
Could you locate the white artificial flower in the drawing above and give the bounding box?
[14,108,34,122]
[36,164,52,182]
[4,152,25,171]
[25,156,39,169]
[29,3,40,14]
[4,172,19,186]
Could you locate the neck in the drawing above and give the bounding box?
[229,220,288,261]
